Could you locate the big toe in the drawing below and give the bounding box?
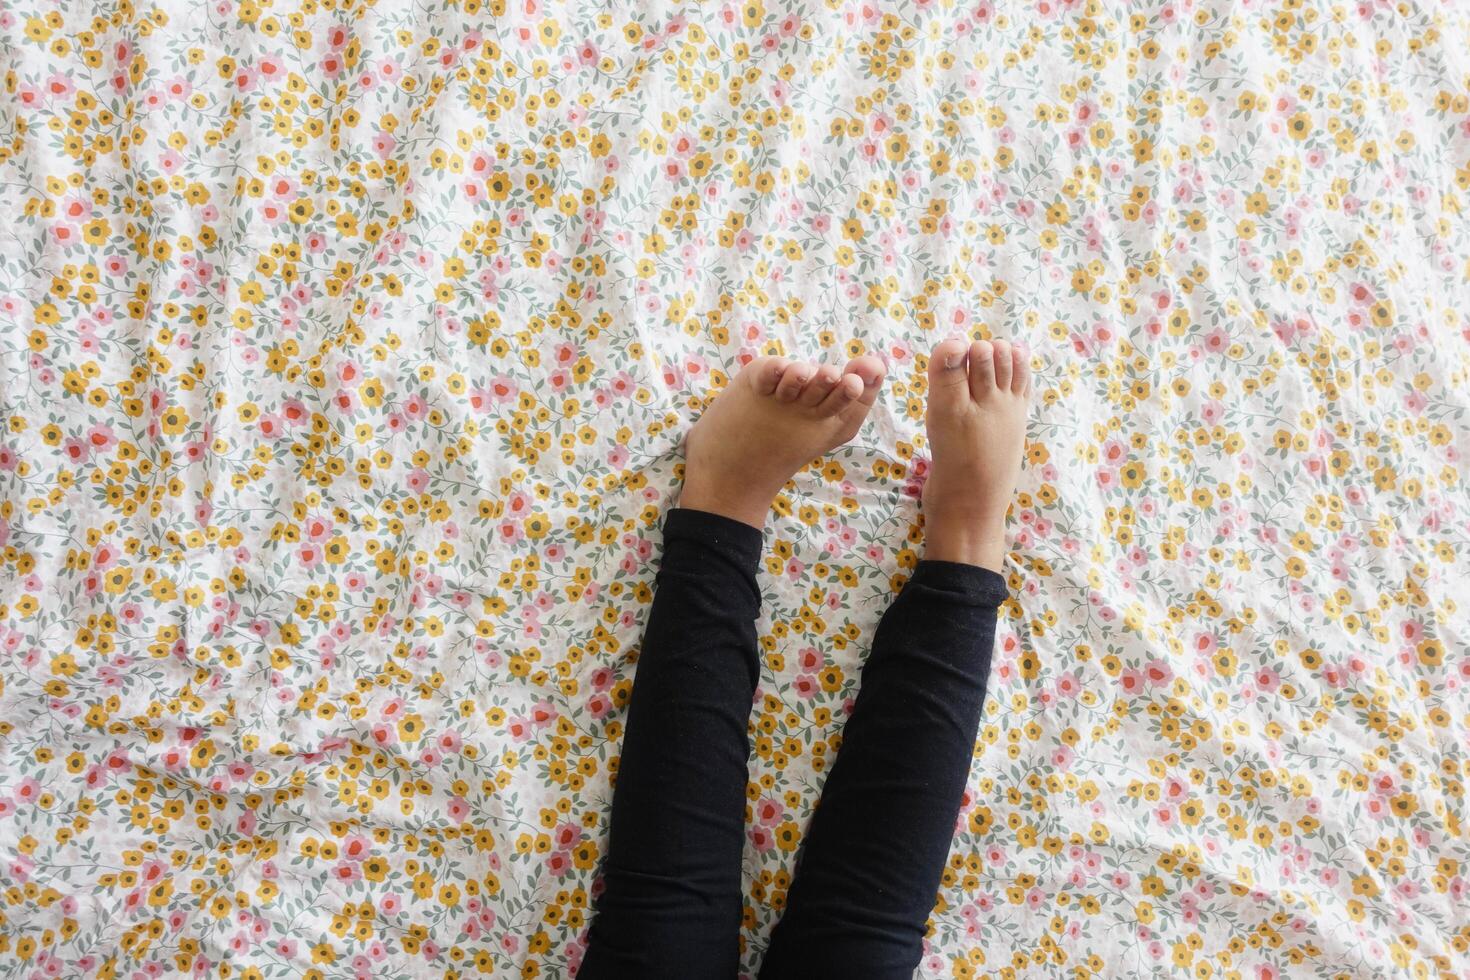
[842,354,888,408]
[928,338,972,413]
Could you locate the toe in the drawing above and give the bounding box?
[775,361,813,402]
[750,356,790,396]
[967,340,995,397]
[927,339,972,412]
[843,354,888,409]
[992,340,1013,390]
[821,372,865,411]
[1012,343,1031,396]
[799,364,842,407]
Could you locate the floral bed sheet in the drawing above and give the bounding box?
[2,0,1470,977]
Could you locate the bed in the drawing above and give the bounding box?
[2,0,1468,976]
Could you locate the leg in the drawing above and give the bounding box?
[582,353,888,978]
[760,338,1031,978]
[760,561,1005,977]
[580,508,765,978]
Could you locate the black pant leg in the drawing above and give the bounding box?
[759,559,1006,980]
[580,508,765,979]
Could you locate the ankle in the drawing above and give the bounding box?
[679,471,774,530]
[922,512,1007,572]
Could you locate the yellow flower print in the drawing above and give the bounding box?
[397,715,426,742]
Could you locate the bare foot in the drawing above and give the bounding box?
[681,355,887,529]
[921,338,1032,572]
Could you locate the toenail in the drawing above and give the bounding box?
[945,354,964,368]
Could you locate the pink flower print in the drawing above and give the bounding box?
[52,221,84,247]
[754,797,784,826]
[504,490,533,521]
[62,437,90,464]
[1144,661,1172,687]
[59,196,90,224]
[279,399,308,427]
[259,199,289,225]
[1100,437,1128,467]
[529,701,556,728]
[553,823,582,850]
[586,693,612,719]
[44,73,74,100]
[468,151,497,181]
[1202,327,1230,354]
[488,375,519,403]
[340,835,371,862]
[301,514,332,542]
[399,393,426,419]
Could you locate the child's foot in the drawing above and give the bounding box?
[681,355,887,529]
[921,338,1032,572]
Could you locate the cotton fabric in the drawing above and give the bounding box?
[2,0,1470,977]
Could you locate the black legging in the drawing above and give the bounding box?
[580,508,1005,979]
